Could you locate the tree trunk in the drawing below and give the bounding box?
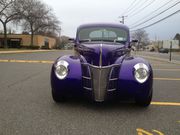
[3,23,8,48]
[30,31,34,46]
[30,24,34,46]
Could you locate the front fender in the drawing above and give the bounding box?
[51,55,83,97]
[116,56,153,98]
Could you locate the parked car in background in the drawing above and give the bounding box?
[149,48,155,52]
[51,23,153,107]
[159,48,169,53]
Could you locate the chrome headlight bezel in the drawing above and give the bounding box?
[134,63,149,83]
[55,60,69,80]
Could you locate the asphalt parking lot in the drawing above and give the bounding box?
[0,50,180,135]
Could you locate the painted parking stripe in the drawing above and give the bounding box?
[152,63,172,66]
[151,102,180,106]
[0,59,53,64]
[1,59,180,69]
[153,69,180,71]
[1,59,180,81]
[136,128,164,135]
[154,77,180,81]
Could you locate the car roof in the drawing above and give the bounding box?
[77,23,129,31]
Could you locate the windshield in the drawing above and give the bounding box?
[78,27,128,44]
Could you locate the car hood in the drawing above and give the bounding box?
[77,43,127,66]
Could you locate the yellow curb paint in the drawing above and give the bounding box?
[151,102,180,106]
[154,78,180,81]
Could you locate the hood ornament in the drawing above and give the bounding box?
[99,44,103,67]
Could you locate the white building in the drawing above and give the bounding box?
[162,40,179,49]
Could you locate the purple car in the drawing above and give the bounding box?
[51,23,153,107]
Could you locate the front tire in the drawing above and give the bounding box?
[135,90,152,107]
[52,89,65,102]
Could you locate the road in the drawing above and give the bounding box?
[0,50,180,135]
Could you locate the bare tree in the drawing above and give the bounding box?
[14,0,61,46]
[0,0,20,48]
[0,0,13,14]
[35,12,61,37]
[131,29,149,50]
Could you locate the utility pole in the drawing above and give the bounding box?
[169,41,172,61]
[119,16,127,24]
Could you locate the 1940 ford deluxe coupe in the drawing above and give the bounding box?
[51,23,153,107]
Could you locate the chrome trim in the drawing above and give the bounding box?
[99,44,103,67]
[83,87,92,91]
[110,78,118,81]
[82,76,91,80]
[55,60,69,80]
[83,63,119,69]
[107,88,116,92]
[82,63,120,102]
[134,63,149,83]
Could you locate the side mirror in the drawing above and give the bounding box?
[128,40,138,49]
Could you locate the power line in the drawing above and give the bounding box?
[125,0,144,15]
[121,0,138,15]
[130,1,180,29]
[130,10,180,31]
[129,0,175,27]
[126,0,150,16]
[128,0,156,17]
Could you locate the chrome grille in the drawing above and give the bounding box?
[82,63,120,101]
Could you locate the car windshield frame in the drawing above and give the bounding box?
[78,26,128,44]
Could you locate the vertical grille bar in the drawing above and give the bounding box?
[82,63,120,101]
[89,66,112,101]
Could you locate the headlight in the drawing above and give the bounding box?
[55,60,69,80]
[134,63,149,83]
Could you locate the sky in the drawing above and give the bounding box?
[42,0,180,40]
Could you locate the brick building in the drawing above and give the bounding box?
[0,34,56,49]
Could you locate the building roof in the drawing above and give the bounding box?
[174,33,180,40]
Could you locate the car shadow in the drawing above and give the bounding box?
[52,97,151,112]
